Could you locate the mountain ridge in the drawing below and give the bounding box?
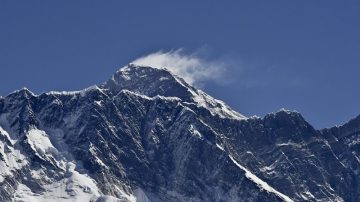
[0,64,359,201]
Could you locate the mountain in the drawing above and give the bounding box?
[0,63,359,202]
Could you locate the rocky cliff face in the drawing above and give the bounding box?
[0,64,359,201]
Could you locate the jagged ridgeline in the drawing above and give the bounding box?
[0,64,359,201]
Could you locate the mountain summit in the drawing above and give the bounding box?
[102,64,246,120]
[0,64,359,201]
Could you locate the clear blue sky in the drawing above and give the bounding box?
[1,1,360,128]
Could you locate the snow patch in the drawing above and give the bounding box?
[14,162,104,202]
[0,139,27,182]
[189,125,202,138]
[134,188,151,202]
[46,85,102,97]
[27,128,57,157]
[95,101,103,106]
[0,125,28,182]
[120,89,181,103]
[192,90,247,120]
[229,155,293,202]
[89,143,108,169]
[159,77,170,81]
[299,190,316,201]
[216,143,225,151]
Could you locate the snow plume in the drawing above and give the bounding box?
[132,49,227,86]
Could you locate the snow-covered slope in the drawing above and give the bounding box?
[0,64,359,202]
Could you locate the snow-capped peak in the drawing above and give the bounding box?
[102,64,247,120]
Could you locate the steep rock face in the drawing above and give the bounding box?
[221,111,345,201]
[0,64,359,202]
[320,116,360,202]
[0,65,288,202]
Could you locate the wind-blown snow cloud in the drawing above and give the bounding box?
[132,49,227,86]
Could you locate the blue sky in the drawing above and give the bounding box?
[1,1,360,128]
